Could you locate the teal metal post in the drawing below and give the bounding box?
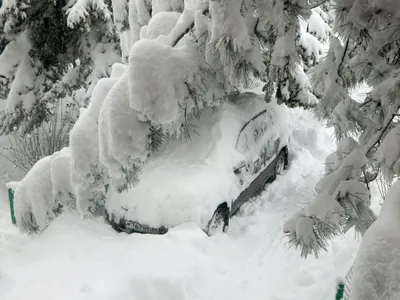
[8,188,16,225]
[336,282,344,300]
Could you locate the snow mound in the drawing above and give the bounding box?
[106,93,289,229]
[350,180,400,300]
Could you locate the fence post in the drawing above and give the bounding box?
[336,282,345,300]
[7,188,16,225]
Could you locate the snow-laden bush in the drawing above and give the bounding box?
[14,155,56,233]
[14,149,75,233]
[70,75,119,216]
[51,148,75,209]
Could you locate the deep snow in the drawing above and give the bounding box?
[0,108,366,300]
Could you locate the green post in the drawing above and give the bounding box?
[8,188,16,225]
[336,282,345,300]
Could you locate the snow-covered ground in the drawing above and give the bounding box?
[0,108,367,300]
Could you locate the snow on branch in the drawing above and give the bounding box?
[128,39,211,126]
[66,0,112,28]
[13,149,76,233]
[285,0,400,260]
[284,138,376,258]
[293,0,330,10]
[156,0,208,47]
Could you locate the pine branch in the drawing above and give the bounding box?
[336,39,350,86]
[171,8,209,47]
[294,0,329,10]
[365,106,399,155]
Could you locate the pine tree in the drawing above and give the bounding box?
[0,0,121,135]
[257,0,333,108]
[284,0,400,277]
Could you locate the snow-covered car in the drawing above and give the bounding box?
[105,92,290,235]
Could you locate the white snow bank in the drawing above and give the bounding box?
[106,93,289,229]
[350,180,400,300]
[0,213,212,300]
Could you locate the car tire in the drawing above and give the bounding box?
[206,202,229,236]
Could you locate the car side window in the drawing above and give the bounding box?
[263,138,280,163]
[235,123,256,174]
[235,110,271,175]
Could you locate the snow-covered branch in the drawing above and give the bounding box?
[285,4,400,282]
[294,0,329,10]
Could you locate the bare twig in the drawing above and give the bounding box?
[0,99,78,171]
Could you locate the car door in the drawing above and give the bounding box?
[231,110,281,214]
[233,116,260,181]
[234,109,275,177]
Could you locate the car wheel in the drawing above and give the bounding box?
[206,202,229,236]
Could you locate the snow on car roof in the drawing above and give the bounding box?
[106,92,289,229]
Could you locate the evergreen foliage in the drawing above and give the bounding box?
[285,0,400,267]
[0,0,121,135]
